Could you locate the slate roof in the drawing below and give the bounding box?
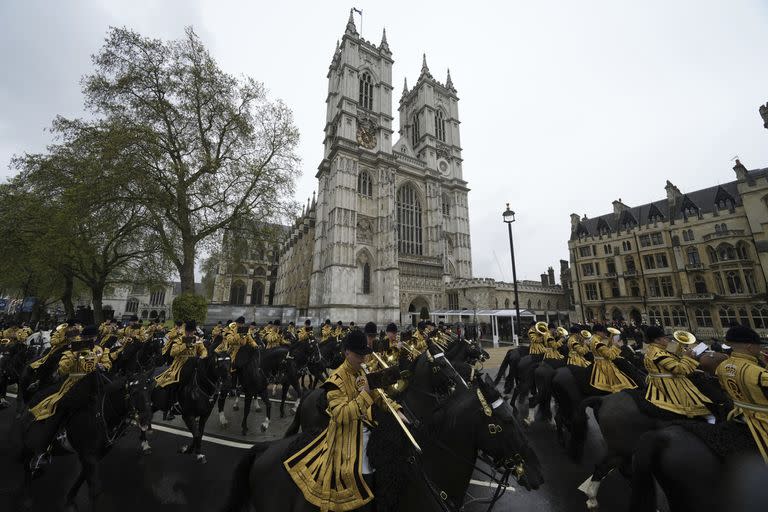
[569,176,753,241]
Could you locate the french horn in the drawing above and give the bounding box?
[580,329,592,340]
[534,321,549,336]
[556,326,568,338]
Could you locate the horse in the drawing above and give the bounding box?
[109,336,165,376]
[628,422,763,512]
[290,338,326,390]
[493,345,529,395]
[221,371,544,512]
[0,342,40,412]
[144,351,232,462]
[445,337,489,366]
[14,368,155,512]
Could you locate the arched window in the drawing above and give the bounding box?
[648,306,662,326]
[141,309,148,319]
[736,242,749,260]
[254,266,266,276]
[694,308,713,327]
[745,270,757,294]
[625,255,636,272]
[686,247,700,265]
[719,306,737,327]
[396,183,423,255]
[435,110,446,142]
[495,298,499,308]
[362,263,371,294]
[707,246,718,263]
[233,264,248,275]
[359,72,373,110]
[125,297,139,313]
[726,271,743,294]
[441,194,450,216]
[411,113,420,147]
[671,307,687,326]
[629,279,641,296]
[149,288,165,306]
[357,171,373,197]
[230,280,246,305]
[718,244,736,261]
[751,305,768,329]
[715,273,725,295]
[251,281,264,305]
[720,223,727,232]
[150,310,158,319]
[693,275,708,294]
[527,299,532,309]
[537,300,541,309]
[505,298,510,309]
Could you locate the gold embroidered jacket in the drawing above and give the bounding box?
[528,332,546,356]
[589,335,636,393]
[155,336,207,387]
[643,343,711,417]
[321,324,333,343]
[567,335,591,367]
[715,352,768,462]
[543,336,564,360]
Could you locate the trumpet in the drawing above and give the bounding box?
[362,353,422,454]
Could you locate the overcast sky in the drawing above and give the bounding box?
[2,0,768,284]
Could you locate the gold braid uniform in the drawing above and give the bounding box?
[265,329,290,349]
[155,336,207,387]
[543,335,564,361]
[412,330,428,353]
[211,325,223,340]
[162,326,183,358]
[298,326,313,343]
[321,325,333,344]
[589,335,636,393]
[217,328,255,364]
[284,359,398,512]
[1,327,19,344]
[30,346,112,421]
[287,325,297,338]
[567,335,591,367]
[715,352,768,462]
[528,332,546,356]
[643,343,711,417]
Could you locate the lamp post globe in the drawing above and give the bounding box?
[503,203,522,343]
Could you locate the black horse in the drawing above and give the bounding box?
[14,368,155,512]
[222,371,544,512]
[145,352,232,462]
[0,342,40,413]
[493,345,529,395]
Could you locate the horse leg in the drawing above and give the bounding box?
[194,415,207,464]
[178,414,198,455]
[241,393,252,436]
[578,453,622,511]
[259,388,271,432]
[78,455,101,512]
[289,379,301,415]
[253,394,262,413]
[217,392,229,430]
[232,374,240,411]
[139,429,152,455]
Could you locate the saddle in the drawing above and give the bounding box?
[678,420,757,461]
[625,388,685,421]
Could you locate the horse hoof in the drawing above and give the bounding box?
[178,445,189,454]
[260,422,269,433]
[196,454,207,464]
[141,441,152,454]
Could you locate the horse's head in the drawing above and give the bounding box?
[126,369,155,431]
[474,374,544,490]
[408,341,468,404]
[211,352,232,388]
[463,339,490,365]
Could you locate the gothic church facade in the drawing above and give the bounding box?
[273,13,472,324]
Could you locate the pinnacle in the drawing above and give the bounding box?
[402,77,408,95]
[446,68,455,90]
[345,9,358,36]
[419,53,433,80]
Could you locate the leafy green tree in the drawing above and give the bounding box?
[83,27,301,294]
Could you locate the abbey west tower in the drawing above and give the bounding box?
[286,12,471,324]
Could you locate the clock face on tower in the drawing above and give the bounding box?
[356,126,376,149]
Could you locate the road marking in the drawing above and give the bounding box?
[6,392,509,490]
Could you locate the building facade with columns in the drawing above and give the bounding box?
[569,159,768,339]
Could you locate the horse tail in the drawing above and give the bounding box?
[283,389,310,438]
[221,441,271,512]
[629,430,666,512]
[572,396,603,460]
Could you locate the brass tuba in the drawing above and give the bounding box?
[535,321,549,336]
[556,326,568,338]
[673,330,696,345]
[55,322,68,332]
[580,329,592,340]
[607,327,621,336]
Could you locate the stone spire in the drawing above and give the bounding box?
[419,53,433,80]
[402,77,408,97]
[312,190,316,206]
[446,68,455,91]
[345,9,358,36]
[379,27,390,53]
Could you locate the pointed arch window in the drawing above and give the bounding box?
[441,193,450,216]
[251,281,264,305]
[125,297,139,313]
[686,246,700,265]
[396,183,423,255]
[362,263,371,294]
[230,280,246,305]
[411,113,420,147]
[693,275,707,294]
[435,110,446,142]
[357,170,373,197]
[359,72,373,110]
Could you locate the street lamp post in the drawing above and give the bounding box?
[503,204,522,344]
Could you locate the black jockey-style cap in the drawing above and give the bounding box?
[289,321,295,326]
[185,320,196,332]
[350,322,355,327]
[217,320,223,325]
[235,316,246,324]
[250,321,257,327]
[645,325,666,342]
[81,325,99,338]
[325,319,330,325]
[725,324,765,344]
[274,320,281,327]
[343,329,372,355]
[305,319,312,326]
[175,320,183,327]
[569,325,580,334]
[386,322,398,333]
[417,321,426,330]
[592,323,606,333]
[364,322,377,335]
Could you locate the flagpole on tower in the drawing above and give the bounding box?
[352,7,363,37]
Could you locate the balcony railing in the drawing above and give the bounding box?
[685,263,704,271]
[682,293,715,301]
[702,229,745,242]
[623,270,637,277]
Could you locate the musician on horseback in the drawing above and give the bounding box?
[216,316,253,363]
[283,329,406,512]
[162,320,184,362]
[543,323,565,364]
[265,320,290,349]
[321,319,333,344]
[154,320,207,416]
[29,325,112,421]
[566,325,591,367]
[527,324,547,359]
[588,323,636,393]
[298,319,313,342]
[642,325,712,418]
[333,320,346,341]
[715,324,768,462]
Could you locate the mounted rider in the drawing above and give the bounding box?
[154,320,207,415]
[588,324,636,393]
[714,324,768,462]
[110,315,145,360]
[566,325,591,367]
[284,329,406,512]
[29,325,112,421]
[162,320,184,362]
[321,319,333,344]
[642,325,712,418]
[216,316,253,364]
[527,324,547,359]
[542,323,565,363]
[298,319,313,342]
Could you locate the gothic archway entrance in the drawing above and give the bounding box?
[407,296,430,326]
[630,308,642,325]
[611,308,624,322]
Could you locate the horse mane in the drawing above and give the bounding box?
[368,408,412,512]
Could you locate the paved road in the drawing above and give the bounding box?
[0,377,646,512]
